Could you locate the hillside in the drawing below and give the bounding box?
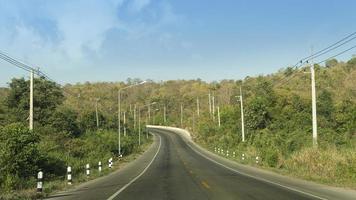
[61,58,356,187]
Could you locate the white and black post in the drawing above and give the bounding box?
[98,161,102,173]
[67,166,72,185]
[109,158,113,169]
[86,164,90,178]
[37,170,43,193]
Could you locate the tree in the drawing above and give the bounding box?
[50,108,80,137]
[5,77,64,127]
[0,123,40,191]
[325,59,338,68]
[245,96,271,130]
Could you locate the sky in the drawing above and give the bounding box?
[0,0,356,86]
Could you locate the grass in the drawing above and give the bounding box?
[201,140,356,189]
[0,135,153,200]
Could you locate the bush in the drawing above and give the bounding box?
[0,123,40,191]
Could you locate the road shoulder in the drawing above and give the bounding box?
[147,125,356,200]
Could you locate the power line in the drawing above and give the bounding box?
[317,44,356,64]
[0,50,77,97]
[275,32,356,87]
[300,31,356,62]
[306,36,356,62]
[273,68,305,88]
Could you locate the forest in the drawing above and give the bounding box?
[0,57,355,198]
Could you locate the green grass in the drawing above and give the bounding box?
[201,139,356,189]
[0,133,153,200]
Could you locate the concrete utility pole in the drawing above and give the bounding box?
[134,104,137,130]
[146,112,149,139]
[212,95,215,121]
[123,111,126,136]
[163,105,167,123]
[148,104,151,124]
[192,113,195,132]
[310,50,318,147]
[118,81,146,155]
[238,87,245,142]
[138,108,141,146]
[95,98,100,128]
[29,70,34,130]
[196,97,200,117]
[180,103,183,128]
[208,92,212,115]
[217,106,221,127]
[118,90,121,155]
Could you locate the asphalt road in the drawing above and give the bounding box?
[48,127,355,200]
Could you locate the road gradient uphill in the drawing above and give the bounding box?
[146,126,356,200]
[47,126,356,200]
[46,134,160,200]
[114,128,316,200]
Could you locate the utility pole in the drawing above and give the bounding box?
[138,108,141,146]
[208,92,212,115]
[238,87,245,142]
[134,104,137,130]
[217,106,221,127]
[146,112,149,139]
[118,90,121,155]
[212,95,215,121]
[163,105,167,124]
[95,98,100,128]
[117,81,146,156]
[148,104,151,124]
[310,49,318,148]
[123,111,126,136]
[29,70,34,130]
[192,113,195,132]
[180,103,183,128]
[196,97,200,117]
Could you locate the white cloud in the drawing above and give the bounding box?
[0,0,191,79]
[129,0,151,13]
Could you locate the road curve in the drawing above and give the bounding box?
[47,127,356,200]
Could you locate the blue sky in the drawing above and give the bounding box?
[0,0,356,86]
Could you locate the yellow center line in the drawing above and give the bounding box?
[201,180,211,190]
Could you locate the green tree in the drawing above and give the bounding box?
[5,77,64,127]
[0,123,40,191]
[50,108,80,137]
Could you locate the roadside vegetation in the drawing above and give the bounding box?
[0,78,151,199]
[0,58,355,198]
[192,58,356,188]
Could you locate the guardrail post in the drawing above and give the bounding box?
[109,158,113,169]
[98,161,102,172]
[37,170,43,193]
[86,164,90,177]
[67,166,72,185]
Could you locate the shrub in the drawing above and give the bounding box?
[0,123,40,191]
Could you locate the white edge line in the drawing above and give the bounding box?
[184,139,328,200]
[106,134,162,200]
